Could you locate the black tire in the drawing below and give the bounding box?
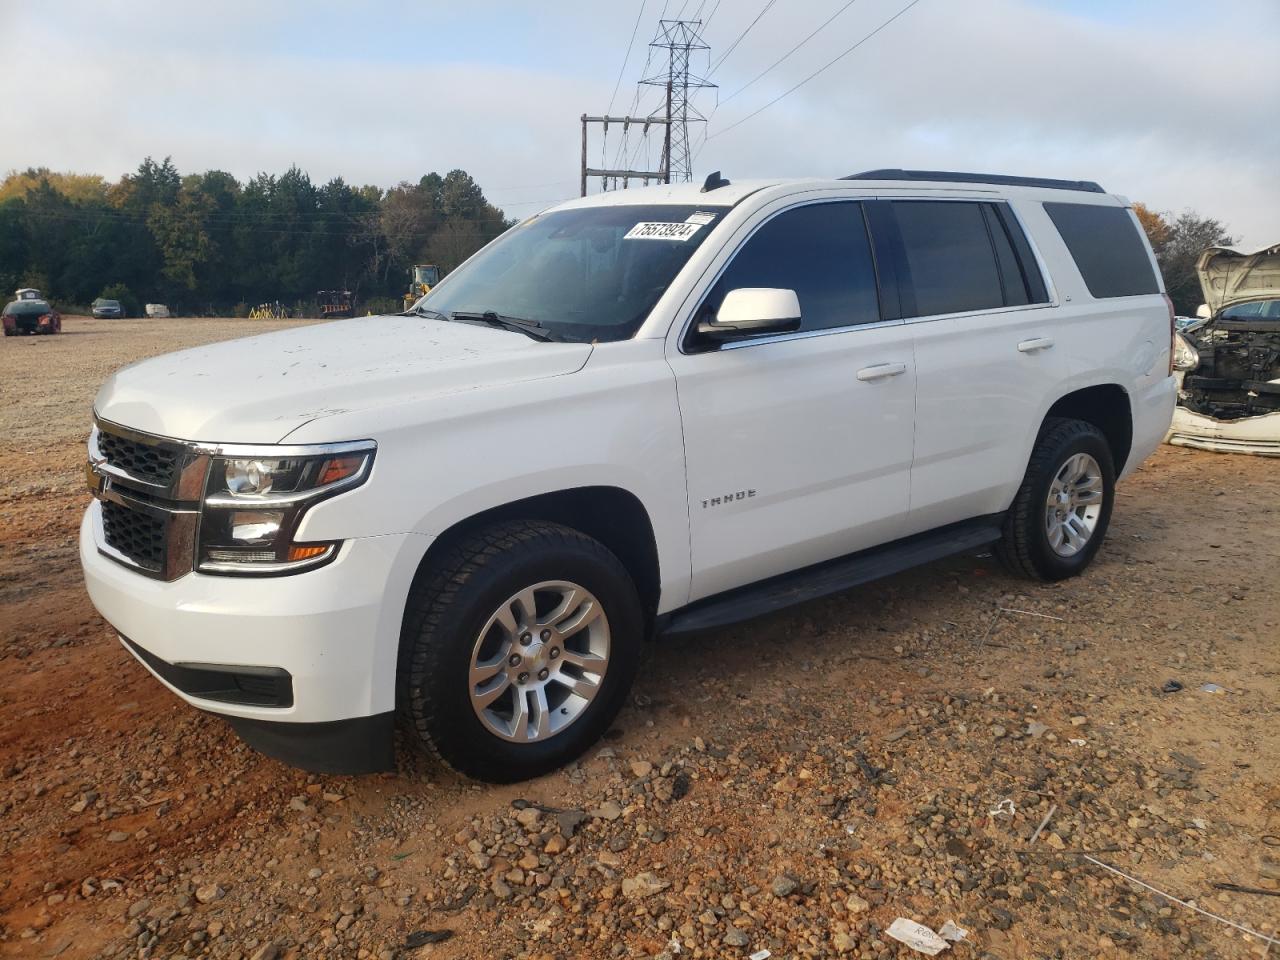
[399,520,642,782]
[996,418,1116,581]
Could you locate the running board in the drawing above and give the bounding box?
[660,514,1004,637]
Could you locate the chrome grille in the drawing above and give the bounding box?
[97,430,179,486]
[89,420,207,581]
[101,500,166,572]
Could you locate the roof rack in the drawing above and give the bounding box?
[841,169,1106,194]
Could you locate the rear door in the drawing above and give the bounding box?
[881,198,1067,534]
[667,199,917,602]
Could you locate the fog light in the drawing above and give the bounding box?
[230,510,282,543]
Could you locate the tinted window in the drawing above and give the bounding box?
[4,300,51,316]
[984,205,1030,306]
[1221,299,1280,321]
[1044,202,1159,298]
[892,201,1005,317]
[419,204,725,343]
[701,202,881,336]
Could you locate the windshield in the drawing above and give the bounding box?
[1221,298,1280,321]
[413,203,726,343]
[4,300,51,316]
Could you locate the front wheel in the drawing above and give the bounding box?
[996,418,1116,581]
[399,521,642,782]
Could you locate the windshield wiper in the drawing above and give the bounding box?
[449,310,559,342]
[402,304,449,321]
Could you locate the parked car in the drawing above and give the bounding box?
[92,298,126,319]
[145,303,171,318]
[80,169,1176,781]
[3,298,61,336]
[1168,242,1280,456]
[15,287,42,301]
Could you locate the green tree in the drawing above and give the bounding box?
[0,198,28,296]
[1,158,514,314]
[148,183,214,293]
[99,282,141,317]
[1161,212,1235,314]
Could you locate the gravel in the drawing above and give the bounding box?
[1,317,1277,958]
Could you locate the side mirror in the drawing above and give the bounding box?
[697,288,801,342]
[1195,303,1211,319]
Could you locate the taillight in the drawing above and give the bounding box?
[1162,293,1176,375]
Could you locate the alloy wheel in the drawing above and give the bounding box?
[1044,452,1104,557]
[468,580,611,742]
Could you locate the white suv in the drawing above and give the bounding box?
[81,169,1176,781]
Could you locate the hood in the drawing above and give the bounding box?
[1197,242,1280,314]
[94,315,592,443]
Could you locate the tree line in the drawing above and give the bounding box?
[0,158,514,316]
[0,158,1235,319]
[1131,203,1234,315]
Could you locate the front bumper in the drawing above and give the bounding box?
[80,505,432,770]
[1166,405,1280,457]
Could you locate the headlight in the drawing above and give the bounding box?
[1172,333,1199,372]
[197,442,375,575]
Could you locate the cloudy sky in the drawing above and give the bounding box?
[2,0,1277,247]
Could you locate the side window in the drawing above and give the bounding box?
[891,200,1005,317]
[700,201,881,336]
[1043,202,1160,298]
[983,204,1032,306]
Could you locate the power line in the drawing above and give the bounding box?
[707,0,777,76]
[719,0,861,106]
[707,0,927,141]
[606,0,648,116]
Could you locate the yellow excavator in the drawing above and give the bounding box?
[403,264,442,309]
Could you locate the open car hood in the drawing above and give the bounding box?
[1197,242,1280,314]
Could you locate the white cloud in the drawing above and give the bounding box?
[2,0,1276,245]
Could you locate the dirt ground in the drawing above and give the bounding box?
[1,316,1277,960]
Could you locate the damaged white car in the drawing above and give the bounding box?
[1168,243,1280,456]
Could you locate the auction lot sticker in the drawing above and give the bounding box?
[625,221,703,241]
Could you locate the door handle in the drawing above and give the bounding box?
[856,362,908,382]
[1017,337,1055,353]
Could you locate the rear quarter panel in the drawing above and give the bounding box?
[1011,197,1174,478]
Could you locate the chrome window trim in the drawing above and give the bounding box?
[676,196,896,355]
[882,195,1060,326]
[673,192,1063,354]
[719,316,905,351]
[901,301,1060,327]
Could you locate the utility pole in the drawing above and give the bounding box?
[579,18,714,196]
[641,19,715,186]
[579,115,672,197]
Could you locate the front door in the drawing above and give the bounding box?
[667,200,917,602]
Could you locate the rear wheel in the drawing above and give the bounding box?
[399,521,642,782]
[996,418,1115,581]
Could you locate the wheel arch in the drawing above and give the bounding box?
[1044,383,1133,473]
[404,485,663,635]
